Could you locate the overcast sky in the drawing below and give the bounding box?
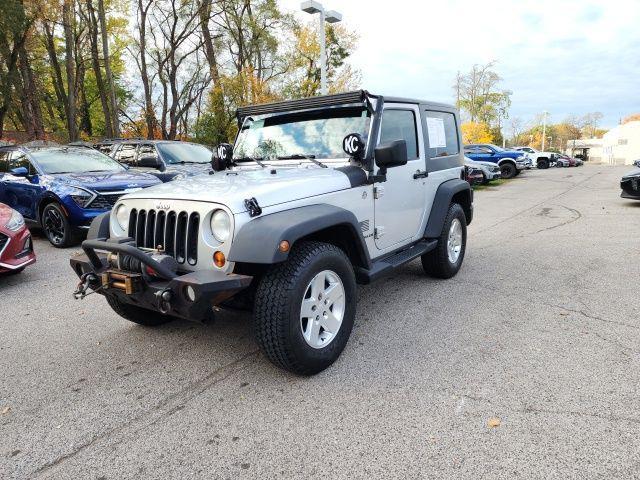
[280,0,640,130]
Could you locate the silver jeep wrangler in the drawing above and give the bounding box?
[71,90,473,375]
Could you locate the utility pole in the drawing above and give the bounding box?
[541,111,549,151]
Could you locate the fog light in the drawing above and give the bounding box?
[184,285,196,302]
[213,251,226,268]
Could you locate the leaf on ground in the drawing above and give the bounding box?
[1,406,11,415]
[559,312,569,316]
[488,417,501,428]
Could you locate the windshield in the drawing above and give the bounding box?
[491,145,505,152]
[31,148,124,174]
[157,143,212,164]
[233,107,371,161]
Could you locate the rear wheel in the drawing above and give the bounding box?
[41,203,83,248]
[422,203,467,279]
[105,295,176,327]
[538,158,549,169]
[254,241,356,375]
[500,162,517,179]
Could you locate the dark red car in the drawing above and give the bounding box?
[0,203,36,274]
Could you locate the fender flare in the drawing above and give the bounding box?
[228,204,371,266]
[87,212,111,240]
[497,158,516,166]
[424,179,472,238]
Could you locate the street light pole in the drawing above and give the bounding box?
[318,8,327,94]
[301,1,342,96]
[541,111,549,151]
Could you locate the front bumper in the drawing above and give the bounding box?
[621,178,640,200]
[70,239,252,321]
[0,229,36,272]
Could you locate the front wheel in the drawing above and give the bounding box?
[254,241,356,375]
[41,203,83,248]
[422,203,467,279]
[500,162,517,179]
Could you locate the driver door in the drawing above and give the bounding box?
[373,104,427,251]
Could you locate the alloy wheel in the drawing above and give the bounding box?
[43,207,65,245]
[447,218,463,264]
[300,270,345,349]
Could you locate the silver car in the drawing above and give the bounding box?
[464,157,502,184]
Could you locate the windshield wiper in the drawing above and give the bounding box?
[277,154,327,168]
[234,156,267,168]
[171,160,207,165]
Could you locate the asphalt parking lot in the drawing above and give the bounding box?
[1,164,639,479]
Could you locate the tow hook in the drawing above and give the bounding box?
[157,289,173,314]
[73,273,99,300]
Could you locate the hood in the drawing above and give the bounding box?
[622,168,640,179]
[121,166,354,213]
[501,150,524,158]
[466,159,499,168]
[53,170,161,192]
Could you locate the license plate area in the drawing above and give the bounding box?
[102,270,143,295]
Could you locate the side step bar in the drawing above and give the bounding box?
[354,239,438,284]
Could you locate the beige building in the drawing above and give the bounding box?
[567,121,640,165]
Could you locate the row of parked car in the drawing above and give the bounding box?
[462,143,583,186]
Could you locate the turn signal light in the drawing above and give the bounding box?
[213,251,226,268]
[279,240,290,253]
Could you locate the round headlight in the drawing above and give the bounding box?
[210,209,231,242]
[115,204,129,230]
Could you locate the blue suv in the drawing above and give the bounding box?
[463,144,528,179]
[0,146,161,247]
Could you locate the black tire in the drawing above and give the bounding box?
[41,202,83,248]
[421,203,467,279]
[254,241,356,375]
[105,295,176,327]
[481,172,489,185]
[500,162,517,179]
[538,158,549,169]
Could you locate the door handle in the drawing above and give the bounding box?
[413,170,428,179]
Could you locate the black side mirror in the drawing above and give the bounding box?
[212,143,233,171]
[138,156,162,169]
[374,140,408,174]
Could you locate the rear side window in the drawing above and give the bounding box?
[424,111,459,158]
[379,109,418,160]
[138,145,158,158]
[114,144,137,165]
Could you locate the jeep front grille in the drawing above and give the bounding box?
[128,209,200,265]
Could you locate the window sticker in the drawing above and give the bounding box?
[426,117,447,148]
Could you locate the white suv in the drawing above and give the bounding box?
[71,91,473,375]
